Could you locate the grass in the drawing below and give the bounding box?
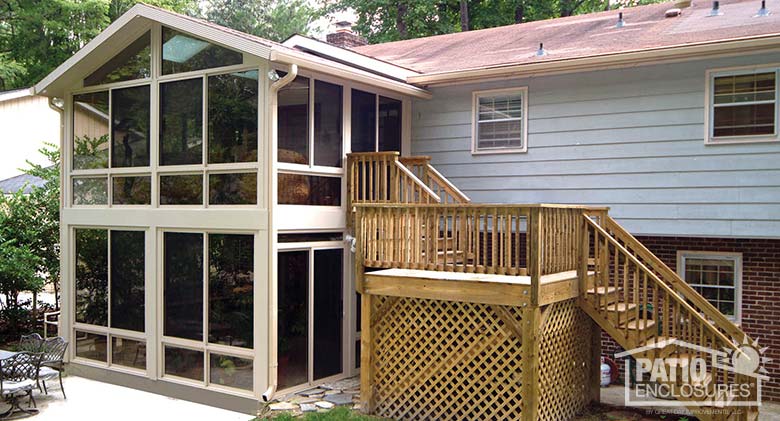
[255,406,384,421]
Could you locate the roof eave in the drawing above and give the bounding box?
[407,34,780,86]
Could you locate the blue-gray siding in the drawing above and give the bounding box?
[411,53,780,238]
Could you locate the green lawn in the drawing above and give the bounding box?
[255,406,385,421]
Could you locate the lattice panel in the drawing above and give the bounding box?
[536,299,595,421]
[370,296,524,420]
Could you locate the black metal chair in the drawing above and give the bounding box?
[0,351,42,418]
[38,337,67,399]
[17,334,43,353]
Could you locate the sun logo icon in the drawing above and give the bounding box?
[724,335,771,379]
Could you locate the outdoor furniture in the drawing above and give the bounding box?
[0,351,42,418]
[37,337,67,399]
[17,334,43,353]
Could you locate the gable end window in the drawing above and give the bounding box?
[472,88,528,154]
[707,67,779,143]
[677,251,742,322]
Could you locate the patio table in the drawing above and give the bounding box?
[0,350,17,360]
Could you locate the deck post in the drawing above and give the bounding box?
[589,318,601,404]
[528,207,542,307]
[359,293,374,414]
[521,305,541,421]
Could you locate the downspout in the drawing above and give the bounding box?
[47,96,65,335]
[264,63,298,403]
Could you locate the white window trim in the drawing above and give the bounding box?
[704,64,780,145]
[676,250,743,323]
[471,87,528,154]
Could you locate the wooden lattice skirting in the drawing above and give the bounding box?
[362,296,599,421]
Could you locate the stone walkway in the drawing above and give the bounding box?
[266,376,361,416]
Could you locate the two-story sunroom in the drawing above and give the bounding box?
[33,4,430,411]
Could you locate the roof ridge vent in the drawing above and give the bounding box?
[536,43,547,57]
[708,1,723,16]
[616,12,625,28]
[756,0,770,16]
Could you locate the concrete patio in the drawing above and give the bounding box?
[1,375,250,421]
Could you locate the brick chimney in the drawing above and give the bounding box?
[326,21,367,49]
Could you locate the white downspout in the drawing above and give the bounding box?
[265,63,298,402]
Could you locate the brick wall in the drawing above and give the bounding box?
[598,235,780,401]
[325,31,368,48]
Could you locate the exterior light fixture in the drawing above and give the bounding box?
[267,69,281,81]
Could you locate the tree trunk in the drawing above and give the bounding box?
[460,0,469,31]
[396,3,408,38]
[514,3,524,23]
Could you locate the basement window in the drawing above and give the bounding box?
[677,251,742,322]
[707,67,779,144]
[472,87,528,154]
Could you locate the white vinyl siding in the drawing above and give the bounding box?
[706,66,779,144]
[677,251,742,322]
[472,88,527,153]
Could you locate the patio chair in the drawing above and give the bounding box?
[0,351,43,418]
[37,337,67,399]
[17,334,43,353]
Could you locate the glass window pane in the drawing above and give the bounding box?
[73,91,109,169]
[314,80,343,167]
[112,176,151,205]
[314,249,343,380]
[73,177,108,205]
[111,337,146,370]
[208,71,259,164]
[477,120,523,149]
[160,78,203,165]
[162,27,242,75]
[378,96,401,152]
[164,232,203,341]
[277,250,309,390]
[160,174,203,205]
[278,76,309,165]
[278,174,340,206]
[164,346,203,381]
[75,229,107,326]
[75,332,107,362]
[351,89,376,152]
[110,231,145,332]
[209,173,257,205]
[111,85,150,168]
[210,354,253,391]
[713,104,775,137]
[209,234,254,348]
[84,31,151,86]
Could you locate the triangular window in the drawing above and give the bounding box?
[84,31,151,87]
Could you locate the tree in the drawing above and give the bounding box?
[205,0,324,42]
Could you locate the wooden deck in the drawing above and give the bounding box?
[348,152,758,421]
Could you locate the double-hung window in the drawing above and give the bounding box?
[707,67,779,143]
[472,87,528,153]
[677,251,742,322]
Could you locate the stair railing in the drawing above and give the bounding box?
[399,156,471,204]
[347,152,440,206]
[602,215,748,347]
[582,217,744,390]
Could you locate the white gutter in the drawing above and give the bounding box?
[0,87,33,103]
[266,63,298,403]
[270,48,431,99]
[408,34,780,86]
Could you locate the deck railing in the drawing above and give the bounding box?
[399,156,471,204]
[355,204,601,280]
[347,152,439,205]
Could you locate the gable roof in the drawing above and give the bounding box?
[0,88,33,103]
[33,4,430,98]
[354,0,780,84]
[0,173,46,195]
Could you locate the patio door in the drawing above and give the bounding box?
[277,241,345,390]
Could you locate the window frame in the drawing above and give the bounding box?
[158,229,257,395]
[705,65,780,145]
[471,87,529,154]
[71,226,148,376]
[676,250,743,323]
